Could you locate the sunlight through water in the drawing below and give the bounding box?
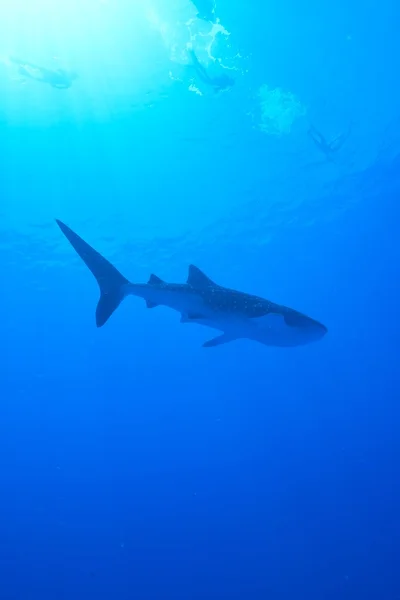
[0,0,180,123]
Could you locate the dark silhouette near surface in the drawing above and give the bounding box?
[9,57,77,89]
[188,49,234,93]
[308,123,351,161]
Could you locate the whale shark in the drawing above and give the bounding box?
[56,220,327,348]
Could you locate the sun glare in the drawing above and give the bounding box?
[0,0,178,122]
[0,0,237,124]
[0,0,154,58]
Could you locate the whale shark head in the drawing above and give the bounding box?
[284,310,328,345]
[250,310,327,347]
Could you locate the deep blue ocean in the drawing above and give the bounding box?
[1,0,399,598]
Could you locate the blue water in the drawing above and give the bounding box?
[1,0,399,598]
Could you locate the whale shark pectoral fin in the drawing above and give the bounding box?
[203,334,237,348]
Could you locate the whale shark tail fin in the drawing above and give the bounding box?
[56,220,129,327]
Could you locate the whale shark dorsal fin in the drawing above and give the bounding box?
[187,265,216,288]
[148,274,164,285]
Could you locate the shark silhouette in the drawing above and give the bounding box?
[56,221,327,348]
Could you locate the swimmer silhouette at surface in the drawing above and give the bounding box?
[188,49,234,93]
[308,123,352,161]
[9,57,77,89]
[190,0,216,22]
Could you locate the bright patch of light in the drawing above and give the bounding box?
[146,1,241,96]
[188,83,202,95]
[0,0,244,123]
[256,85,307,135]
[0,0,152,66]
[0,0,179,123]
[147,5,231,66]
